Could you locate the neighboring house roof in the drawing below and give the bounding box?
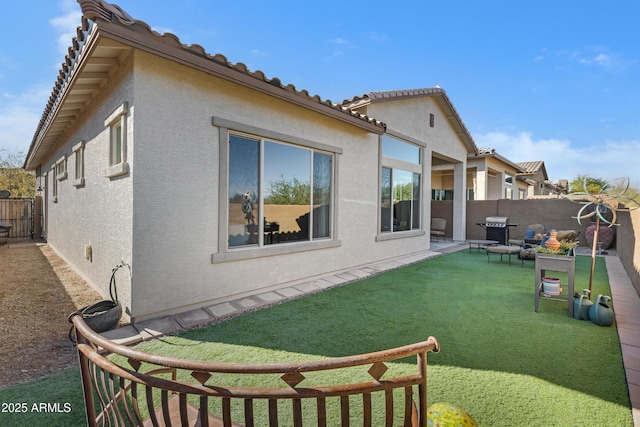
[471,148,526,173]
[516,161,548,180]
[341,87,478,154]
[542,179,568,194]
[24,0,386,170]
[515,161,568,193]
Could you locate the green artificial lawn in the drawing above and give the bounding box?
[0,251,633,426]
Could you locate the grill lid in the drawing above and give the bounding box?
[485,216,509,227]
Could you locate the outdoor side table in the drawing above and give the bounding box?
[467,239,499,252]
[534,253,575,317]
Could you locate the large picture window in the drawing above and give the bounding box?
[228,133,332,248]
[380,135,421,233]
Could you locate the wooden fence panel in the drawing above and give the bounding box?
[0,199,34,238]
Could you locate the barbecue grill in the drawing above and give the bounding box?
[477,216,518,245]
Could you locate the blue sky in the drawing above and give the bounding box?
[1,0,638,184]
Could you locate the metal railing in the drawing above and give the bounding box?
[69,313,439,427]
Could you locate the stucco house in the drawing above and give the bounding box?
[24,0,477,321]
[432,148,537,201]
[517,161,568,197]
[467,148,530,200]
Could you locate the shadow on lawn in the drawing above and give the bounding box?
[177,251,628,410]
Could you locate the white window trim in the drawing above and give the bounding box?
[504,173,514,185]
[104,102,129,178]
[55,155,67,181]
[72,140,85,187]
[211,116,342,264]
[51,165,58,203]
[376,132,426,241]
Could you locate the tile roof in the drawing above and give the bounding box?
[25,0,385,170]
[342,87,478,154]
[517,161,547,175]
[471,148,526,173]
[342,87,448,108]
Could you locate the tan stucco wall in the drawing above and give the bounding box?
[126,51,440,319]
[463,156,529,201]
[39,56,135,313]
[38,48,480,320]
[616,207,640,296]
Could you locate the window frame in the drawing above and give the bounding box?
[51,165,58,203]
[505,188,513,199]
[504,173,513,185]
[72,140,85,187]
[212,117,342,263]
[377,132,426,242]
[55,155,67,181]
[519,188,527,200]
[104,102,129,178]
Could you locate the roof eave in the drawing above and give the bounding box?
[95,20,386,134]
[24,18,100,171]
[474,152,526,173]
[25,1,386,170]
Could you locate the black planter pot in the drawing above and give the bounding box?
[69,266,124,341]
[80,300,122,332]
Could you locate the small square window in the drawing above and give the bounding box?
[55,156,67,181]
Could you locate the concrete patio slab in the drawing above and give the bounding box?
[101,325,142,346]
[346,269,371,279]
[236,298,261,309]
[335,272,361,282]
[134,316,182,341]
[276,287,305,298]
[294,282,323,293]
[322,275,351,286]
[173,309,214,329]
[305,279,336,289]
[359,266,382,273]
[205,302,238,318]
[256,291,285,302]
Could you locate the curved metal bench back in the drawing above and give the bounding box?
[70,314,439,426]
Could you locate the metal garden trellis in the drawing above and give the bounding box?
[565,177,640,298]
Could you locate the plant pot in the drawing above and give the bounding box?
[585,223,615,250]
[81,300,122,332]
[545,231,561,251]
